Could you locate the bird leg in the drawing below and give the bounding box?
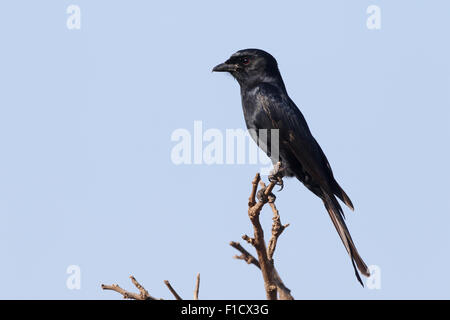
[268,161,284,191]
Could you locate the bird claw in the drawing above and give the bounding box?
[257,188,268,203]
[268,175,284,191]
[268,162,284,191]
[257,187,276,203]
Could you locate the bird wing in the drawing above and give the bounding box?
[253,84,369,283]
[254,84,333,192]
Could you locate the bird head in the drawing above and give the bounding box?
[212,49,282,87]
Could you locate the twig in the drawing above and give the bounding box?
[248,173,261,207]
[101,276,159,300]
[259,181,290,261]
[230,241,260,268]
[164,280,183,300]
[102,275,193,300]
[194,273,200,300]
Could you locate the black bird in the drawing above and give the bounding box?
[213,49,370,285]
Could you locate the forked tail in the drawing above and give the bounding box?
[322,190,370,286]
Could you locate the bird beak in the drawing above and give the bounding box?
[212,62,237,72]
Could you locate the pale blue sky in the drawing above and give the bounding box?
[0,1,449,299]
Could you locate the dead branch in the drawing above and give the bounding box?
[231,240,293,300]
[164,280,183,300]
[230,170,294,300]
[230,241,260,269]
[261,180,290,261]
[101,276,159,300]
[102,167,294,300]
[245,174,278,300]
[102,274,200,300]
[194,273,200,300]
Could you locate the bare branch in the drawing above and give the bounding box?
[246,176,279,300]
[164,280,182,300]
[267,201,289,260]
[194,273,200,300]
[230,240,294,300]
[103,170,295,301]
[230,171,294,300]
[248,173,261,207]
[230,241,260,269]
[101,276,159,300]
[102,275,192,300]
[257,180,290,261]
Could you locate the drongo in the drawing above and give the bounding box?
[213,49,370,285]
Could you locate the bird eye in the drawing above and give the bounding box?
[242,57,250,65]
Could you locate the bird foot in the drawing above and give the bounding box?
[268,161,284,191]
[257,187,276,203]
